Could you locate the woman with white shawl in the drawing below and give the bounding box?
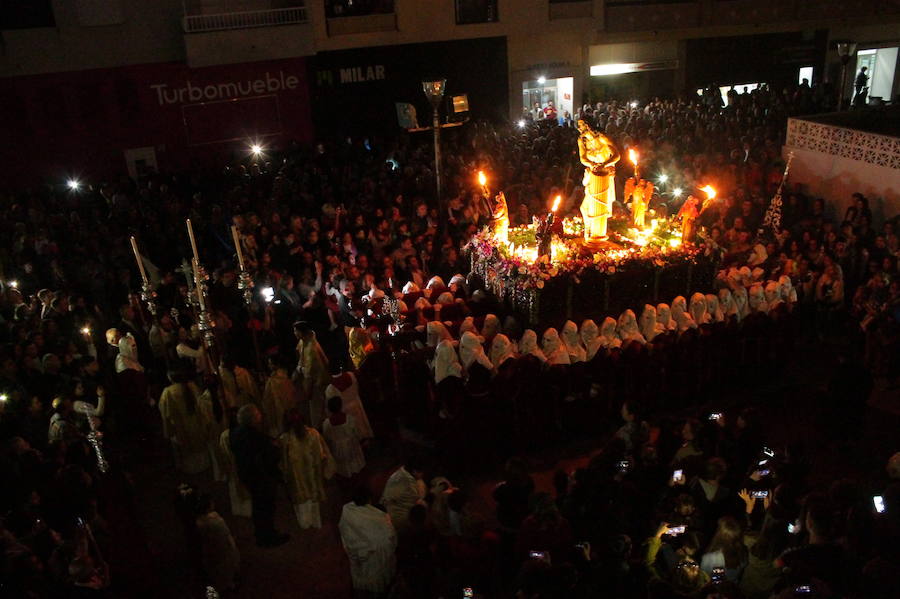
[733,287,750,321]
[541,328,571,365]
[459,316,479,337]
[481,314,501,342]
[560,320,587,363]
[518,329,547,362]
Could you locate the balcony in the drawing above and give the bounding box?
[182,6,308,33]
[181,5,314,67]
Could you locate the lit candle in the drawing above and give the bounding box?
[192,258,206,311]
[699,185,717,214]
[231,225,245,271]
[551,195,562,213]
[477,170,490,199]
[186,218,199,264]
[130,236,149,285]
[628,148,640,181]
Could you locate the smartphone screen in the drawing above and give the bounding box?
[873,495,885,513]
[763,446,775,457]
[751,490,769,499]
[463,587,474,598]
[795,584,811,594]
[529,550,546,560]
[668,525,686,535]
[788,522,797,534]
[672,469,684,482]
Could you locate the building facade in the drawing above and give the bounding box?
[1,0,899,183]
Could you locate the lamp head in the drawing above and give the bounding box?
[422,79,447,108]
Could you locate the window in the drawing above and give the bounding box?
[798,66,813,86]
[455,0,498,25]
[325,0,394,18]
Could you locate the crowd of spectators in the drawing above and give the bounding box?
[0,77,898,598]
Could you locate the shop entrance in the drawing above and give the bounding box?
[522,76,573,123]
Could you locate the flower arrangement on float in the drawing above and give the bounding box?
[467,214,700,291]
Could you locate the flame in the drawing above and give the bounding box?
[551,195,562,212]
[477,171,487,187]
[628,148,639,166]
[700,185,717,200]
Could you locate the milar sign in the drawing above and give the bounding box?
[317,65,386,86]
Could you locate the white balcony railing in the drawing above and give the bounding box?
[183,6,308,33]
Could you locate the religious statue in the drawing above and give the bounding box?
[624,177,654,229]
[576,120,620,243]
[677,194,701,244]
[491,191,510,243]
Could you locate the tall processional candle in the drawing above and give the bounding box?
[130,236,149,285]
[186,218,200,265]
[192,258,206,311]
[231,225,245,271]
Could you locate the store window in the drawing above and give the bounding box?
[455,0,498,25]
[522,77,574,124]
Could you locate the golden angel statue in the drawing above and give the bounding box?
[577,120,620,242]
[624,178,654,229]
[491,192,510,243]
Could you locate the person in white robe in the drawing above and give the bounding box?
[380,459,426,533]
[325,371,373,440]
[338,488,397,594]
[322,396,366,478]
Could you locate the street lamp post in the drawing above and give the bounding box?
[422,78,447,207]
[836,42,857,110]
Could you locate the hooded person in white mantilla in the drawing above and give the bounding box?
[656,303,675,332]
[490,334,516,369]
[579,319,603,360]
[718,288,737,321]
[639,304,663,342]
[459,331,493,372]
[433,340,463,384]
[518,329,547,362]
[689,292,710,325]
[426,321,454,348]
[599,317,622,349]
[671,296,697,332]
[616,309,646,345]
[561,320,586,363]
[706,293,724,323]
[748,284,768,313]
[541,328,571,365]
